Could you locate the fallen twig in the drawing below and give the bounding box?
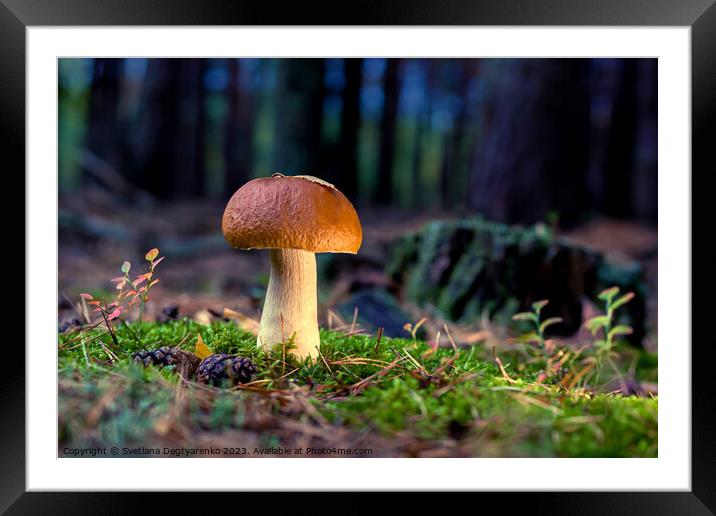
[493,346,518,385]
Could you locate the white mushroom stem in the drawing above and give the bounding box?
[258,248,320,360]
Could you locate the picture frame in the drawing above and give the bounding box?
[4,0,714,511]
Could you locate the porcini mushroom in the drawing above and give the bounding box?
[222,174,362,360]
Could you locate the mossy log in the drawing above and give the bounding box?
[386,218,648,345]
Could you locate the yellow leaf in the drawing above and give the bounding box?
[195,334,213,360]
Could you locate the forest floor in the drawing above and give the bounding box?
[58,195,658,457]
[59,320,657,458]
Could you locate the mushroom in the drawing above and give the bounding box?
[222,174,362,360]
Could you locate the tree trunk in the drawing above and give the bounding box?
[603,59,638,219]
[137,59,177,198]
[275,59,325,175]
[413,60,434,209]
[632,59,658,224]
[173,58,206,198]
[224,59,253,195]
[86,59,122,184]
[337,58,363,202]
[376,58,399,205]
[441,60,472,210]
[468,59,591,227]
[131,59,205,199]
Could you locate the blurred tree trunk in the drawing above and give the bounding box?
[87,59,122,183]
[468,59,591,227]
[411,122,424,210]
[584,59,619,218]
[376,58,399,205]
[134,59,175,197]
[132,59,205,199]
[275,59,324,175]
[603,59,638,219]
[224,59,253,195]
[590,59,656,224]
[173,59,206,198]
[410,61,430,209]
[441,60,471,210]
[632,59,658,224]
[440,132,454,210]
[420,60,438,209]
[633,59,659,224]
[337,58,363,202]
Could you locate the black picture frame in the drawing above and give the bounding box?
[4,0,714,512]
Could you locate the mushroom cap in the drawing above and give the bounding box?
[222,174,362,253]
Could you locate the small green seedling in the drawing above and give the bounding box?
[513,299,562,366]
[584,286,635,385]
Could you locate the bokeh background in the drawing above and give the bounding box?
[58,58,658,348]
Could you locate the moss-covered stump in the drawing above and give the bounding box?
[386,218,648,345]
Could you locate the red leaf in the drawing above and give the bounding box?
[132,273,152,287]
[145,248,159,262]
[152,256,165,267]
[107,308,121,320]
[149,279,160,287]
[88,300,101,306]
[110,277,125,284]
[80,293,93,300]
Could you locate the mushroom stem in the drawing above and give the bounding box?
[258,248,319,360]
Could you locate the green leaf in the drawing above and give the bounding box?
[523,332,541,344]
[594,338,609,350]
[585,316,610,335]
[598,286,619,302]
[539,317,563,334]
[121,261,131,273]
[608,325,633,340]
[611,292,635,311]
[512,312,537,323]
[532,300,549,313]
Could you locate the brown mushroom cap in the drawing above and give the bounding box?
[222,174,362,253]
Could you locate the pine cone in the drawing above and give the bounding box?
[132,347,200,380]
[196,354,258,386]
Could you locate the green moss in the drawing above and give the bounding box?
[58,320,657,457]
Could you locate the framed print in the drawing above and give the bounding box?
[4,0,715,512]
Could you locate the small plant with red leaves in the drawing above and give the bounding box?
[80,248,164,345]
